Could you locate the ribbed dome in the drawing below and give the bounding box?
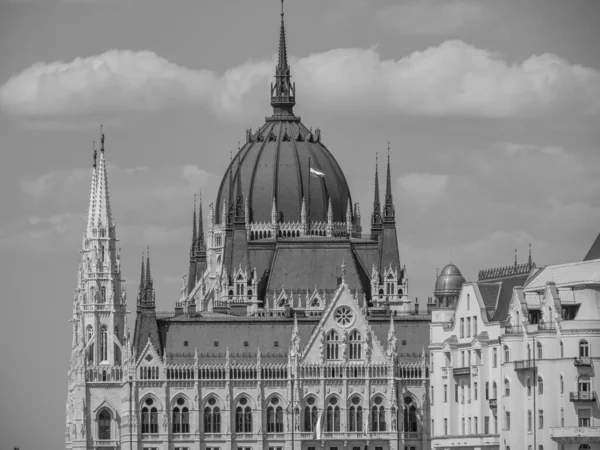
[434,264,466,294]
[215,119,352,224]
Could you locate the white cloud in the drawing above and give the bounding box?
[398,173,449,209]
[378,0,486,35]
[2,41,600,119]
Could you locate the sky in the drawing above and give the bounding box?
[1,0,600,448]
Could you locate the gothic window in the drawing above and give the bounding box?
[326,330,339,360]
[100,325,108,362]
[504,378,510,397]
[326,397,340,432]
[334,306,354,327]
[372,396,386,432]
[141,398,158,434]
[172,397,190,434]
[348,396,363,432]
[101,286,106,303]
[538,376,544,395]
[204,397,221,433]
[266,397,283,433]
[349,330,362,360]
[114,344,121,366]
[235,397,252,433]
[86,325,93,343]
[402,397,417,433]
[98,409,111,440]
[580,340,589,358]
[303,397,318,432]
[100,244,105,263]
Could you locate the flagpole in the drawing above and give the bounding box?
[307,156,311,235]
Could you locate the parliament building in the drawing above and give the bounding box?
[65,4,432,450]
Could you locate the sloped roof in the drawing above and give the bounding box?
[524,259,600,290]
[584,232,600,261]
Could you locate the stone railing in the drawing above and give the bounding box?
[86,365,124,383]
[514,359,536,370]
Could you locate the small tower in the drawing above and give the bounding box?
[371,153,382,239]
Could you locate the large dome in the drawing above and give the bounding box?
[215,120,352,224]
[434,264,466,295]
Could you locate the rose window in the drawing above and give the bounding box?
[334,306,354,327]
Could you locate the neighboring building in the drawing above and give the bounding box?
[65,4,432,450]
[430,250,600,450]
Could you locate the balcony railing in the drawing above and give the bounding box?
[514,359,536,370]
[574,357,592,367]
[453,366,471,376]
[489,398,497,408]
[538,322,557,332]
[92,440,120,447]
[549,426,600,444]
[504,326,524,335]
[570,391,597,402]
[203,433,223,440]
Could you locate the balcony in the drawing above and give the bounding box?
[432,434,500,448]
[538,321,557,333]
[203,433,223,440]
[453,366,471,376]
[550,427,600,444]
[298,431,394,440]
[92,440,120,447]
[570,391,597,402]
[514,359,536,371]
[489,398,497,409]
[504,325,524,335]
[574,357,592,367]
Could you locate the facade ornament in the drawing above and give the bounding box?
[70,422,77,440]
[163,412,168,431]
[80,418,86,439]
[386,315,397,358]
[194,347,199,366]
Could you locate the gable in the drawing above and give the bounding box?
[301,283,387,363]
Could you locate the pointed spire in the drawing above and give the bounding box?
[270,0,295,115]
[190,194,197,256]
[196,191,205,252]
[346,198,352,234]
[139,252,146,292]
[146,247,152,287]
[383,142,395,221]
[372,153,382,226]
[92,141,97,169]
[86,142,98,233]
[327,197,333,223]
[89,126,114,233]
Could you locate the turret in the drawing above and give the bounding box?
[371,153,382,239]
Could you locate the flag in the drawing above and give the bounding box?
[310,167,325,178]
[314,409,324,439]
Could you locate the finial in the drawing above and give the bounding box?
[92,141,97,168]
[528,243,532,268]
[514,248,517,267]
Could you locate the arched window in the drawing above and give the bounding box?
[580,340,589,358]
[580,445,591,450]
[304,397,318,432]
[492,382,497,399]
[504,378,510,397]
[349,330,362,360]
[204,397,221,433]
[114,344,121,366]
[100,286,106,303]
[527,343,532,360]
[98,409,111,440]
[560,374,564,394]
[527,378,532,396]
[326,397,341,432]
[504,345,510,363]
[537,342,543,359]
[326,330,339,360]
[538,376,544,395]
[560,340,564,358]
[266,397,283,433]
[372,396,386,432]
[86,325,93,343]
[172,397,190,434]
[235,397,252,433]
[348,396,363,432]
[100,325,108,362]
[141,398,158,434]
[402,397,416,432]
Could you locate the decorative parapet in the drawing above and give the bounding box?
[478,262,535,282]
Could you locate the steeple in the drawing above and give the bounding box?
[371,153,382,236]
[141,247,155,309]
[87,125,114,237]
[190,195,197,257]
[138,252,145,310]
[196,192,205,254]
[270,0,296,116]
[383,143,395,222]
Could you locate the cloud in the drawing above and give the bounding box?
[377,0,486,35]
[2,41,600,119]
[398,173,449,209]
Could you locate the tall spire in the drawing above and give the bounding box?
[145,247,152,288]
[270,0,296,115]
[86,142,98,232]
[190,194,197,256]
[139,252,146,293]
[88,126,114,235]
[196,191,205,252]
[383,143,395,222]
[371,153,382,227]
